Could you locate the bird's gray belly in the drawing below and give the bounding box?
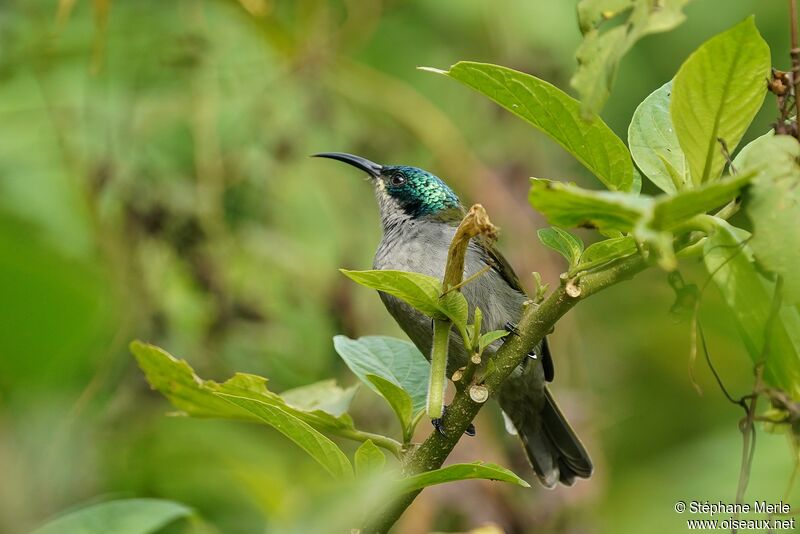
[373,223,527,373]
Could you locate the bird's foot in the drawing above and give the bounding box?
[431,406,476,437]
[506,321,540,361]
[504,321,521,336]
[431,416,446,436]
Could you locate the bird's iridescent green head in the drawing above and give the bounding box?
[313,152,460,220]
[377,165,460,217]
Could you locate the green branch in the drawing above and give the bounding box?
[365,251,647,532]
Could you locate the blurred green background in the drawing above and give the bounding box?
[1,1,797,533]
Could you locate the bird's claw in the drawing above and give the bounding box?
[431,417,447,436]
[504,321,521,336]
[430,406,477,437]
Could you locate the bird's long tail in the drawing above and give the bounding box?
[508,388,593,488]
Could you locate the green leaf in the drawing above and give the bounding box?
[537,227,584,267]
[573,0,691,116]
[478,330,509,353]
[574,235,638,273]
[32,499,192,534]
[530,174,752,273]
[333,336,430,414]
[340,269,469,329]
[732,131,773,170]
[395,462,530,494]
[132,341,263,421]
[218,393,353,479]
[529,179,649,233]
[530,174,753,235]
[365,374,415,436]
[672,17,770,184]
[427,61,634,191]
[354,439,386,477]
[340,269,441,316]
[741,135,800,304]
[628,80,689,193]
[438,289,469,332]
[132,341,359,450]
[651,171,755,229]
[281,379,359,418]
[703,221,800,397]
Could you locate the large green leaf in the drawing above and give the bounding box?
[281,379,359,418]
[427,61,634,191]
[32,499,192,534]
[672,17,770,184]
[703,221,800,398]
[529,179,649,232]
[333,336,430,414]
[340,269,469,330]
[537,227,584,268]
[218,393,353,479]
[530,174,753,273]
[573,0,691,116]
[740,135,800,304]
[530,174,754,234]
[366,374,415,437]
[650,171,755,229]
[395,462,530,494]
[732,131,773,170]
[132,341,356,432]
[628,80,689,193]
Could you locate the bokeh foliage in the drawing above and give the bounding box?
[1,1,797,533]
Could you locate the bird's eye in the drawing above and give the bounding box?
[389,172,406,186]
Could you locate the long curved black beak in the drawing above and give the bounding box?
[312,152,383,178]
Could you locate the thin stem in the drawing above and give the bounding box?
[714,199,741,221]
[441,265,491,295]
[791,0,800,140]
[671,213,719,235]
[735,276,784,506]
[427,319,451,419]
[336,429,403,459]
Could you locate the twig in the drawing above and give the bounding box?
[441,265,491,295]
[699,323,746,409]
[735,276,784,507]
[791,0,800,139]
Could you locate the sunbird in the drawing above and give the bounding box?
[315,152,592,487]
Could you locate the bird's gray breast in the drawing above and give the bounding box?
[373,219,527,370]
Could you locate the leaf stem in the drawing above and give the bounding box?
[790,0,800,140]
[335,428,403,459]
[671,213,720,235]
[427,319,451,419]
